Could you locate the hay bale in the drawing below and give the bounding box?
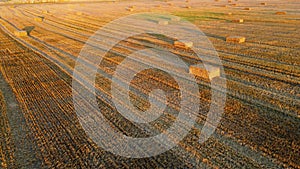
[260,2,267,5]
[42,10,49,14]
[34,17,44,22]
[174,40,193,49]
[158,20,168,25]
[76,12,83,15]
[276,11,287,15]
[232,19,243,23]
[126,7,134,12]
[228,0,232,3]
[244,7,251,10]
[227,12,232,15]
[226,36,246,43]
[231,3,238,6]
[14,30,27,37]
[189,64,220,80]
[185,5,192,9]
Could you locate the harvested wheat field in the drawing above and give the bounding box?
[0,0,299,168]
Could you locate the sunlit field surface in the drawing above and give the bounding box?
[0,0,299,168]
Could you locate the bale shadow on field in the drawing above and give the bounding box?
[22,26,35,35]
[204,33,226,41]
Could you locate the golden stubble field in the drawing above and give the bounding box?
[0,0,299,168]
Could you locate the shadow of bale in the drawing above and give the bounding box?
[22,26,35,35]
[204,33,226,41]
